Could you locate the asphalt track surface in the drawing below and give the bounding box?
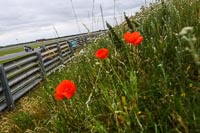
[0,48,39,62]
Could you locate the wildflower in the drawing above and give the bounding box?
[181,92,186,97]
[95,62,101,65]
[186,65,191,72]
[137,111,142,115]
[54,80,76,100]
[79,49,85,55]
[124,31,144,46]
[95,48,109,60]
[189,83,193,88]
[179,26,193,36]
[121,96,127,107]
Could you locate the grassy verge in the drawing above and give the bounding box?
[0,0,200,132]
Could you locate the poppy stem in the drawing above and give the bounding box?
[86,65,102,110]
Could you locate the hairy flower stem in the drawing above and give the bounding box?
[85,65,102,110]
[135,112,144,132]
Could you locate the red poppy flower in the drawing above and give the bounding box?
[124,31,132,43]
[54,80,76,100]
[124,31,144,46]
[95,48,109,60]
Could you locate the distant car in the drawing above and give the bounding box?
[24,46,34,52]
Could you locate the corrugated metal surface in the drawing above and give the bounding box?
[0,81,7,111]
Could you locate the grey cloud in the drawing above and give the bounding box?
[0,0,151,46]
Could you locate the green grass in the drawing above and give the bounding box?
[0,0,200,132]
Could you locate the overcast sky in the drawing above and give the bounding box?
[0,0,152,46]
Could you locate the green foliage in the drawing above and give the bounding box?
[1,0,200,132]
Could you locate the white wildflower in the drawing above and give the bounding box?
[179,26,193,35]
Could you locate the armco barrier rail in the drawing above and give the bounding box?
[0,30,106,111]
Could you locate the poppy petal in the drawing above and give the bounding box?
[54,93,65,101]
[54,80,76,100]
[95,48,109,60]
[130,32,141,44]
[124,32,132,43]
[133,36,144,46]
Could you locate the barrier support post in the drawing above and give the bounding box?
[0,64,14,110]
[36,52,46,80]
[57,43,64,64]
